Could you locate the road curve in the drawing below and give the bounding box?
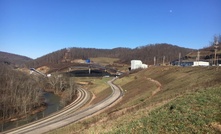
[3,87,90,134]
[4,78,122,134]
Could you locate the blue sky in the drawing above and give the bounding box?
[0,0,220,59]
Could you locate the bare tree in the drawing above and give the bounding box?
[0,63,44,123]
[47,73,60,93]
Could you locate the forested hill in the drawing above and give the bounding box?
[26,43,194,68]
[120,44,194,64]
[0,51,33,67]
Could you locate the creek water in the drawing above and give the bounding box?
[1,92,62,132]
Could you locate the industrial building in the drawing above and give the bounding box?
[171,61,210,67]
[131,60,148,70]
[192,61,209,66]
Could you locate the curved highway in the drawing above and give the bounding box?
[4,78,122,134]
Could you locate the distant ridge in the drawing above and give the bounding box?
[26,43,194,68]
[0,51,33,67]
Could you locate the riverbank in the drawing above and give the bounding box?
[0,101,47,124]
[0,92,61,132]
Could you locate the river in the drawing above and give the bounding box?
[0,92,62,132]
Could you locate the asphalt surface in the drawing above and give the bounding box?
[4,78,122,134]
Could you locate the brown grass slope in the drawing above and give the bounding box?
[48,66,221,134]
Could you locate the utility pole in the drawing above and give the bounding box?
[214,40,219,66]
[178,53,181,66]
[197,51,200,61]
[89,66,91,74]
[163,56,165,66]
[154,56,156,66]
[197,51,200,66]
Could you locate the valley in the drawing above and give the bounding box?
[1,0,220,133]
[1,43,221,133]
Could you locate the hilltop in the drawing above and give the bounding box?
[25,43,194,70]
[0,43,194,75]
[0,51,33,67]
[2,42,221,74]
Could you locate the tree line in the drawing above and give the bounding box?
[0,63,78,124]
[117,44,193,65]
[0,63,44,123]
[26,43,193,68]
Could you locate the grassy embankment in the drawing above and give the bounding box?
[49,66,221,133]
[74,77,112,105]
[90,57,129,72]
[90,57,119,66]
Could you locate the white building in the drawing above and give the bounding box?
[131,60,148,70]
[192,61,209,66]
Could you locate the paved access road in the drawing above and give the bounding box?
[3,87,90,134]
[4,78,122,134]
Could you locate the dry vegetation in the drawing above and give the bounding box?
[73,77,112,105]
[0,51,32,67]
[47,74,78,106]
[0,63,78,130]
[2,36,221,133]
[0,64,45,123]
[90,57,119,66]
[48,66,221,134]
[26,43,193,68]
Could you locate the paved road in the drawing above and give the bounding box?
[4,78,122,134]
[3,87,90,134]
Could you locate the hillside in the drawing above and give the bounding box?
[48,66,221,133]
[26,43,194,69]
[184,43,221,64]
[0,51,33,67]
